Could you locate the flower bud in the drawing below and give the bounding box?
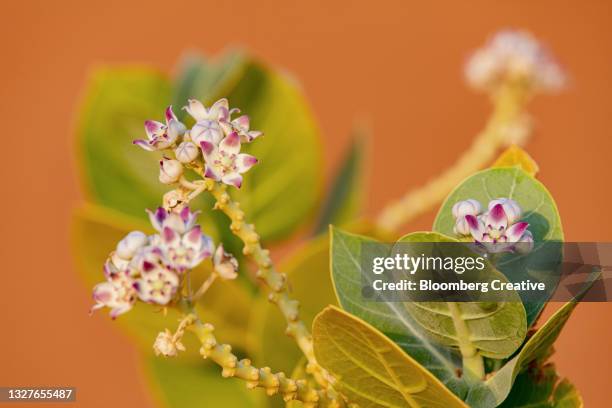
[453,216,472,236]
[213,244,239,280]
[159,158,183,184]
[452,199,482,219]
[116,231,148,260]
[515,230,534,254]
[488,198,522,224]
[153,329,185,357]
[175,141,199,163]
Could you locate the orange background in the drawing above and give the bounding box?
[2,0,612,406]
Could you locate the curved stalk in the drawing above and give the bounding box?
[376,84,532,232]
[201,178,334,388]
[178,311,334,407]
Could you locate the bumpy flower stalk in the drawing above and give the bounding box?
[185,315,331,407]
[376,82,530,231]
[199,177,333,389]
[167,175,342,405]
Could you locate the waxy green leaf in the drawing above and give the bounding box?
[312,130,366,235]
[330,227,468,397]
[76,68,173,220]
[313,306,468,408]
[172,51,247,122]
[396,232,527,360]
[499,364,582,408]
[433,167,564,326]
[465,284,591,407]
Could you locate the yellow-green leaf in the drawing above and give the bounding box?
[313,306,468,408]
[396,232,527,360]
[144,355,263,408]
[492,145,539,176]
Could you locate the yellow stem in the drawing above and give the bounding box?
[376,84,532,232]
[181,311,341,407]
[201,179,336,389]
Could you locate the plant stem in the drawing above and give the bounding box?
[178,307,339,407]
[447,302,485,380]
[376,83,532,232]
[200,179,335,389]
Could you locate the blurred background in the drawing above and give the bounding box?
[1,0,612,406]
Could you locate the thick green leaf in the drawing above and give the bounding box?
[330,227,468,398]
[433,167,564,326]
[72,203,254,355]
[312,131,366,235]
[395,232,527,360]
[172,51,247,122]
[313,306,468,408]
[465,289,589,407]
[145,355,263,407]
[76,68,173,219]
[498,364,583,408]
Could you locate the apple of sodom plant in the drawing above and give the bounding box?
[83,30,587,407]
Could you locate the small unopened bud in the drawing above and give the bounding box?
[175,141,199,163]
[488,198,522,224]
[116,231,148,260]
[153,329,185,357]
[515,230,534,254]
[213,244,239,280]
[159,158,183,184]
[453,216,471,236]
[452,199,482,219]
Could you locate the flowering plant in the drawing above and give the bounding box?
[75,30,587,407]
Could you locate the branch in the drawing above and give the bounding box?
[203,179,335,389]
[186,314,342,407]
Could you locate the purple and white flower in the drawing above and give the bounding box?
[184,98,230,123]
[220,114,263,143]
[115,231,149,261]
[465,30,565,93]
[91,259,138,319]
[147,207,214,272]
[134,106,186,151]
[147,207,199,235]
[200,132,258,188]
[186,99,233,145]
[453,197,533,253]
[132,247,180,305]
[488,198,522,224]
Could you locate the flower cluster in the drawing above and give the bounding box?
[133,98,261,188]
[465,30,565,93]
[91,207,238,318]
[452,198,534,254]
